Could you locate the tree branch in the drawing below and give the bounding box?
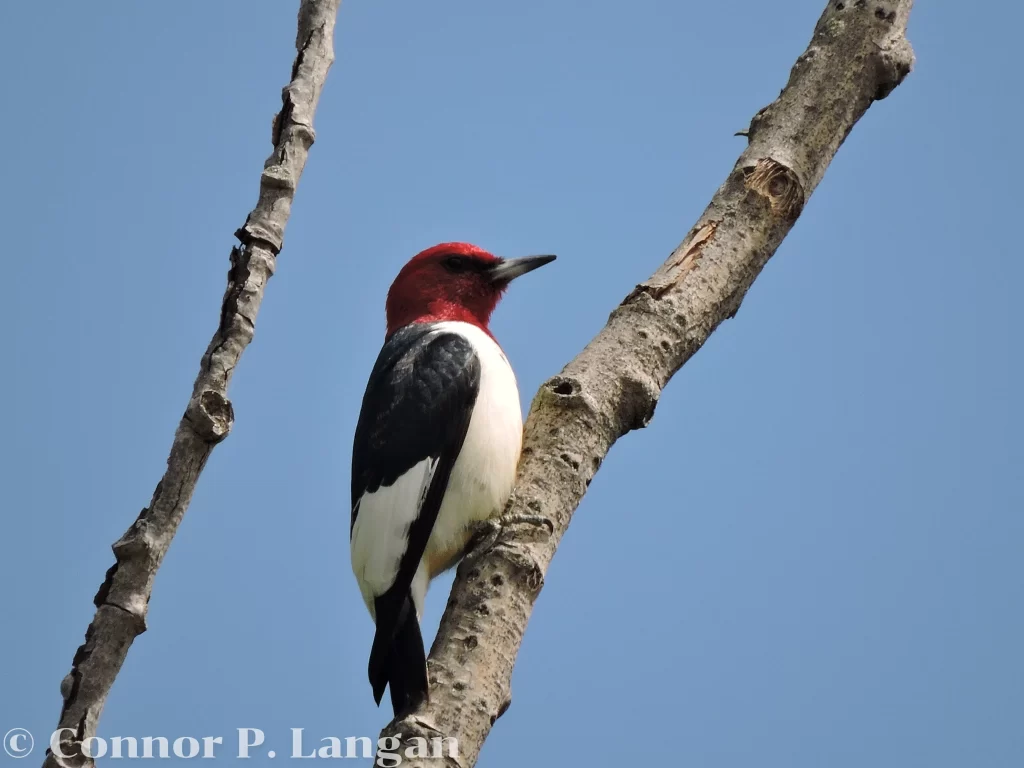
[43,2,341,766]
[381,1,915,765]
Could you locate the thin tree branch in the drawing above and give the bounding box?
[382,1,915,765]
[44,2,342,766]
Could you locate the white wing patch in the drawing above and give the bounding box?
[350,456,438,616]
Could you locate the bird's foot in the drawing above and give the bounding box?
[497,513,554,534]
[464,518,503,562]
[465,513,554,563]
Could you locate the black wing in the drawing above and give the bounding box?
[351,323,481,537]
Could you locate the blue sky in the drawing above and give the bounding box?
[2,1,1022,766]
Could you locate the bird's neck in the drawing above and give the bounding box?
[386,300,495,341]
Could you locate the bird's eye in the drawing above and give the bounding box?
[443,256,468,273]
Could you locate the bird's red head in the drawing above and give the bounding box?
[385,242,555,337]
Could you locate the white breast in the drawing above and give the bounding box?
[416,322,522,604]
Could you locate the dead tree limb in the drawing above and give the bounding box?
[381,2,915,765]
[43,2,342,766]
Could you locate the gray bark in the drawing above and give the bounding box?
[380,2,916,765]
[42,2,342,766]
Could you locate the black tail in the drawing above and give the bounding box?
[368,592,428,717]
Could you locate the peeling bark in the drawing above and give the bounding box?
[43,3,342,766]
[380,2,916,765]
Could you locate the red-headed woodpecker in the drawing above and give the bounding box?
[350,242,555,716]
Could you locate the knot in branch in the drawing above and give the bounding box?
[744,158,805,219]
[186,390,234,443]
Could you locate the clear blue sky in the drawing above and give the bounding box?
[2,1,1021,766]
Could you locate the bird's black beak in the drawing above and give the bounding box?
[487,254,557,284]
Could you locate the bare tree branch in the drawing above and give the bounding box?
[381,1,915,765]
[44,2,342,766]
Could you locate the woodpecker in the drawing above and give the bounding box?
[349,242,555,716]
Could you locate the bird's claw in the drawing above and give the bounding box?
[466,518,503,559]
[498,513,554,534]
[465,513,553,562]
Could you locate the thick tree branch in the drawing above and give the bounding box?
[43,2,341,766]
[381,1,915,764]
